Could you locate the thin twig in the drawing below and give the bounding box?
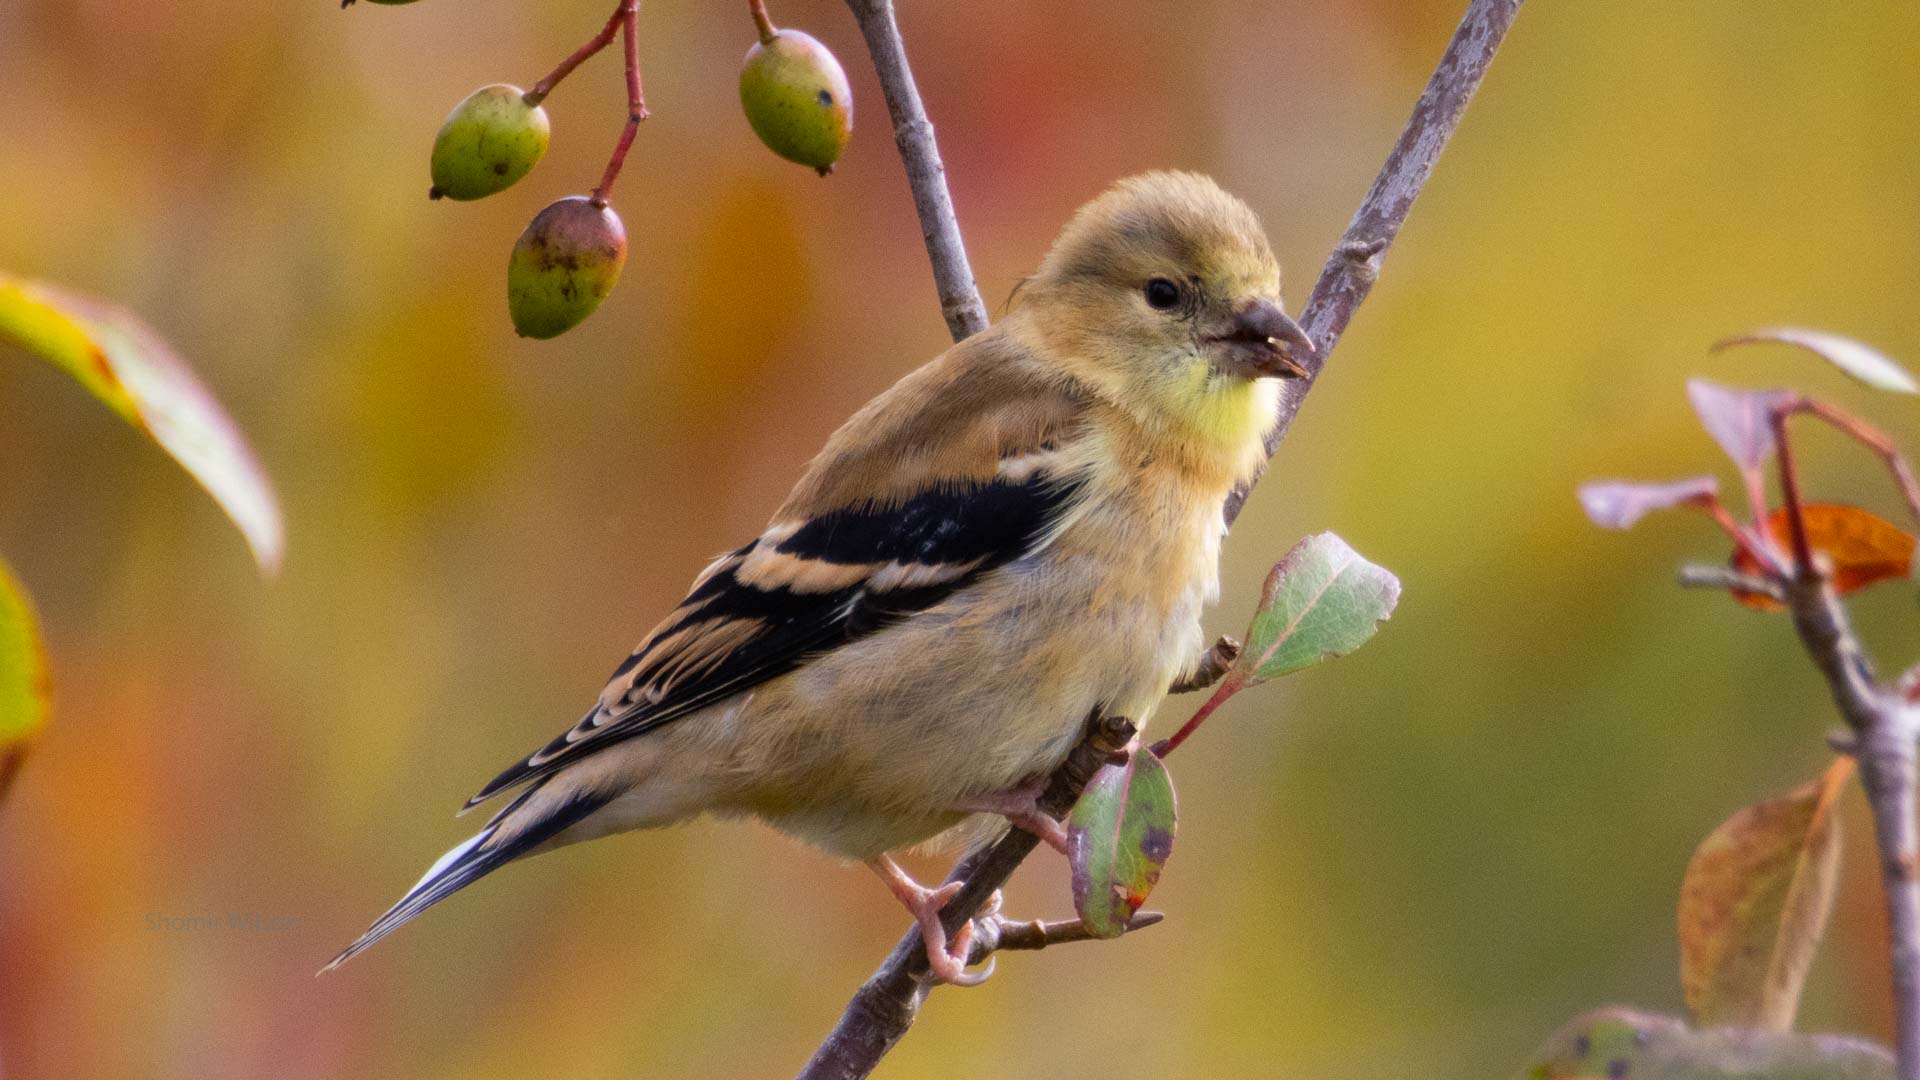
[1789,397,1920,525]
[1224,0,1525,528]
[801,2,1524,1077]
[843,0,989,343]
[589,1,647,206]
[1675,563,1787,603]
[1772,410,1817,574]
[976,910,1164,956]
[524,1,628,106]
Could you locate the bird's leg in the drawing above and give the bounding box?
[865,856,993,987]
[952,781,1071,856]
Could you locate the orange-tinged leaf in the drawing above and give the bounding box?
[1678,758,1854,1031]
[0,275,282,573]
[0,557,49,804]
[1730,504,1914,611]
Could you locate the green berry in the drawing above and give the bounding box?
[429,84,550,201]
[739,30,853,175]
[507,197,627,339]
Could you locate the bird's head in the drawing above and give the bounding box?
[1020,172,1313,445]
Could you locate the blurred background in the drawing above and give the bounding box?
[2,0,1918,1076]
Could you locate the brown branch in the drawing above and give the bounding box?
[1782,571,1920,1080]
[1675,563,1787,603]
[800,2,1524,1077]
[1762,401,1920,1080]
[797,713,1135,1080]
[843,0,989,343]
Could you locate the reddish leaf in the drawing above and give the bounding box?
[1579,477,1720,530]
[1729,504,1916,611]
[1687,379,1794,472]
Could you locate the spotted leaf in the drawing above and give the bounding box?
[1067,746,1176,939]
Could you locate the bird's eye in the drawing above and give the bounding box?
[1143,278,1181,310]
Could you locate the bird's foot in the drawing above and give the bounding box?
[953,784,1071,856]
[866,857,995,987]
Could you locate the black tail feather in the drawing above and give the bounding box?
[320,780,613,973]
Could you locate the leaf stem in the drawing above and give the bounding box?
[1152,676,1242,758]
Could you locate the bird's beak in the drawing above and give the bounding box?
[1204,299,1316,380]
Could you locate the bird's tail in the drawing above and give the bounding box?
[319,778,614,973]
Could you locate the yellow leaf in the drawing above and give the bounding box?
[0,274,283,573]
[0,557,49,803]
[1678,758,1854,1030]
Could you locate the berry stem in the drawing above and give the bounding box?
[589,1,647,206]
[749,0,779,44]
[524,0,628,106]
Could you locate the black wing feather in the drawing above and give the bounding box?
[465,471,1079,808]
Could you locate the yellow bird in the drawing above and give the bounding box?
[325,171,1312,983]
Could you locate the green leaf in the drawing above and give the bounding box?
[1715,328,1919,396]
[1679,759,1853,1031]
[0,274,283,574]
[1066,747,1176,939]
[1238,531,1401,687]
[0,557,49,803]
[1519,1008,1893,1080]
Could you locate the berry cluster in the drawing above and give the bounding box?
[349,0,853,339]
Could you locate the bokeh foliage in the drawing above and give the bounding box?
[2,1,1919,1077]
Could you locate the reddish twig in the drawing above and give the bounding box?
[589,2,647,206]
[1700,493,1789,578]
[1771,408,1816,574]
[524,2,628,106]
[1789,397,1920,525]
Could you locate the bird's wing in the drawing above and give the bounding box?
[465,343,1090,810]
